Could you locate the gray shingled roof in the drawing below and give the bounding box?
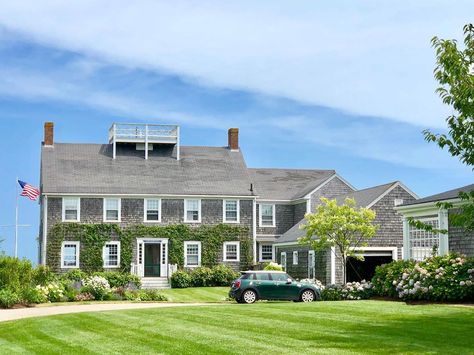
[276,181,398,244]
[333,182,397,207]
[41,143,254,196]
[401,183,474,206]
[248,168,335,200]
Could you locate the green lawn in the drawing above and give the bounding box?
[0,301,472,354]
[159,286,229,302]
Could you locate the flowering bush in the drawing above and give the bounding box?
[372,254,474,301]
[36,282,65,302]
[263,262,283,271]
[74,292,95,302]
[321,280,373,301]
[82,276,111,300]
[299,278,325,290]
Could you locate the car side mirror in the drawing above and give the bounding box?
[286,278,292,284]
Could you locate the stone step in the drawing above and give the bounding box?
[141,277,171,289]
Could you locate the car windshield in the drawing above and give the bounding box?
[271,273,291,282]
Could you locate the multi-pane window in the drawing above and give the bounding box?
[293,251,299,265]
[103,242,120,268]
[184,241,201,267]
[104,198,121,222]
[185,199,201,222]
[224,241,240,261]
[260,204,275,226]
[224,200,239,223]
[61,241,79,268]
[145,199,161,222]
[260,244,273,261]
[280,252,287,271]
[62,197,80,221]
[408,217,439,261]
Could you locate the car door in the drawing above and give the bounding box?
[253,273,275,299]
[272,273,301,300]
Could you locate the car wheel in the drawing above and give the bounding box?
[242,290,257,304]
[300,289,315,302]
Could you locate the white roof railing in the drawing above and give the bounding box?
[109,123,180,160]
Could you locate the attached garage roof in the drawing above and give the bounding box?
[400,183,474,206]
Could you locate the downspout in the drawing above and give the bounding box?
[252,198,257,265]
[42,195,48,265]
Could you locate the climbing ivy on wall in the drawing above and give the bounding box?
[47,223,251,273]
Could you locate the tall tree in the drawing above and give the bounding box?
[299,198,378,284]
[417,24,474,234]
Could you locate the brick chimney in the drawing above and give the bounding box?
[228,128,239,151]
[44,122,54,146]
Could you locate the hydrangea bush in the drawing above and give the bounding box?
[321,280,373,301]
[372,254,474,301]
[299,278,325,290]
[82,276,111,300]
[36,282,65,302]
[263,262,283,271]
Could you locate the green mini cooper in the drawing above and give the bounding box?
[229,271,321,304]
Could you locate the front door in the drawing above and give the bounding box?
[144,244,161,277]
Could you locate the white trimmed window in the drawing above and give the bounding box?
[293,251,299,265]
[223,200,240,223]
[104,198,121,222]
[144,198,161,222]
[61,241,80,268]
[185,199,201,223]
[259,204,275,227]
[259,244,273,262]
[408,217,439,261]
[62,197,80,222]
[184,241,201,267]
[103,241,120,268]
[224,241,240,261]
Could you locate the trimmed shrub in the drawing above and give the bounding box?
[190,267,213,287]
[0,256,33,293]
[170,270,191,288]
[82,276,111,300]
[211,265,239,286]
[32,265,56,286]
[92,272,141,288]
[0,289,20,308]
[61,269,87,282]
[372,254,474,301]
[263,262,283,271]
[21,287,48,305]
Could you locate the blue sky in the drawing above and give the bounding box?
[0,1,472,262]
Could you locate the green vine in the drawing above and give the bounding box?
[47,223,251,273]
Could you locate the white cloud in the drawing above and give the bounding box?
[0,1,472,128]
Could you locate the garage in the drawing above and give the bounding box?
[346,249,395,282]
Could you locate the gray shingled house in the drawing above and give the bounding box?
[273,182,418,284]
[395,183,474,261]
[38,122,418,287]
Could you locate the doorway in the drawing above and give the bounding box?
[144,243,161,277]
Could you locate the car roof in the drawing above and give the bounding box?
[241,270,286,273]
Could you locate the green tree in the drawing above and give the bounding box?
[299,198,378,284]
[415,24,474,234]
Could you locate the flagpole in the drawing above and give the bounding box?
[15,177,18,258]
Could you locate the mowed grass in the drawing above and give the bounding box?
[159,286,229,302]
[0,301,472,354]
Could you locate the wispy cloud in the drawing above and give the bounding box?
[0,1,472,128]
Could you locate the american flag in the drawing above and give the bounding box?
[18,180,40,201]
